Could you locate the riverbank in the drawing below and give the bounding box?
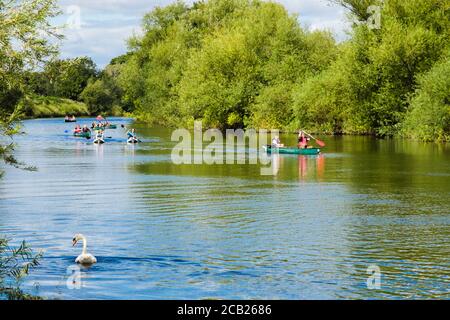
[21,95,89,118]
[20,95,128,120]
[132,115,449,144]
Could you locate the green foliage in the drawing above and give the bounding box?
[27,57,98,101]
[118,0,336,129]
[80,61,127,115]
[1,0,61,168]
[102,0,449,142]
[22,95,89,118]
[80,79,116,115]
[292,46,355,134]
[116,54,146,114]
[330,0,380,21]
[0,1,54,300]
[291,0,450,138]
[0,237,43,300]
[402,52,450,142]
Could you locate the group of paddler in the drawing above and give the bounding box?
[64,115,77,122]
[91,121,114,129]
[71,115,140,144]
[73,125,140,144]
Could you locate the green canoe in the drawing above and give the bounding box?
[73,132,91,139]
[263,145,321,155]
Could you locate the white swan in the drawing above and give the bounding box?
[72,234,97,265]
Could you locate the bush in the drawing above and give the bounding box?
[402,53,450,142]
[0,237,43,300]
[80,79,116,115]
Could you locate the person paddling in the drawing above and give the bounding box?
[127,128,140,143]
[298,131,309,149]
[271,136,284,148]
[127,128,136,138]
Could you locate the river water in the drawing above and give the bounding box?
[0,117,449,299]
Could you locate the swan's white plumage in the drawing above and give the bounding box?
[72,234,97,265]
[75,253,97,265]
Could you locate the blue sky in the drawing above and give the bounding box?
[56,0,349,68]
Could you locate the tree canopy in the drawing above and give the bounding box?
[106,0,449,141]
[1,0,61,167]
[116,0,337,129]
[32,57,98,100]
[293,0,450,137]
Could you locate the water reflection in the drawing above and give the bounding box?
[0,119,448,300]
[268,153,326,182]
[95,144,104,159]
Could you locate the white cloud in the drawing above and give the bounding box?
[55,0,349,67]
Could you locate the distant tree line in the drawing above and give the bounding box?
[24,55,128,116]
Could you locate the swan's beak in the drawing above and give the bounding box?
[72,239,77,246]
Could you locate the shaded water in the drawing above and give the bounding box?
[0,118,449,299]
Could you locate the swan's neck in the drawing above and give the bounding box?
[81,236,87,255]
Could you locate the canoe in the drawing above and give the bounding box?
[93,133,105,144]
[127,137,139,144]
[93,137,105,144]
[73,132,91,139]
[263,145,321,155]
[65,119,77,123]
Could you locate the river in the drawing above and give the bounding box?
[0,117,449,299]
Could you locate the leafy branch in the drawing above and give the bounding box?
[0,237,44,300]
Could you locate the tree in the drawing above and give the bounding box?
[119,0,337,129]
[1,1,59,298]
[1,0,61,168]
[402,51,450,142]
[329,0,381,22]
[108,0,448,141]
[292,0,450,137]
[40,57,98,100]
[80,78,116,115]
[292,45,355,134]
[80,60,129,115]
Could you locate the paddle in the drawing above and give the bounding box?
[303,131,326,147]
